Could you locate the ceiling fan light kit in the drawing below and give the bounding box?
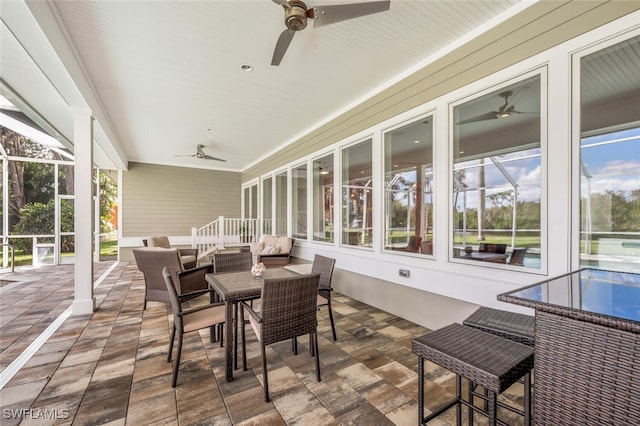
[271,0,391,66]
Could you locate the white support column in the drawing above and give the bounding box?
[72,108,95,315]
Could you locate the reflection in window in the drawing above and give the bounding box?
[384,118,434,255]
[579,35,640,272]
[452,74,542,268]
[275,171,287,235]
[291,164,307,239]
[262,177,272,235]
[312,154,333,242]
[342,140,372,247]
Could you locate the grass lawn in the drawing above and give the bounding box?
[2,239,119,266]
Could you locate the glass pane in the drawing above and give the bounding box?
[579,35,640,272]
[250,185,258,218]
[452,74,542,268]
[58,164,74,195]
[342,140,373,247]
[313,154,333,242]
[292,164,307,239]
[275,171,287,235]
[384,117,434,255]
[262,177,272,235]
[243,187,250,218]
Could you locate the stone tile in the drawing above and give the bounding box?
[0,262,529,426]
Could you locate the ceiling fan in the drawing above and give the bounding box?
[270,0,391,66]
[457,87,538,125]
[175,144,226,162]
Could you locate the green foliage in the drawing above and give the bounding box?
[12,199,74,252]
[99,172,117,233]
[22,162,55,204]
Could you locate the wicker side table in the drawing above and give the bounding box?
[413,323,534,426]
[463,306,535,346]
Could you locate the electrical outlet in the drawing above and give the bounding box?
[399,269,410,278]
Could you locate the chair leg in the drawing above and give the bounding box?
[167,324,176,362]
[327,297,337,341]
[292,337,298,355]
[240,305,247,371]
[234,302,239,371]
[172,330,183,388]
[261,344,270,403]
[219,323,224,348]
[313,332,321,382]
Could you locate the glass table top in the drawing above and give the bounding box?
[499,268,640,324]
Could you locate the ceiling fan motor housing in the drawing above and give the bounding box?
[285,0,309,31]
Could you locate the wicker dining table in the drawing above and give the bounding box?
[206,267,300,382]
[498,268,640,425]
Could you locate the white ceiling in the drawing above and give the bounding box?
[35,0,524,172]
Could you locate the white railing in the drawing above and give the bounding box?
[192,217,262,260]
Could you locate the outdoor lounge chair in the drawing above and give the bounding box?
[143,236,198,269]
[255,235,294,267]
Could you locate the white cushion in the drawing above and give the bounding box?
[276,236,292,254]
[260,245,280,255]
[263,235,279,246]
[147,236,171,248]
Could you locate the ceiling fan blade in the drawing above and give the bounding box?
[272,0,290,8]
[174,154,196,157]
[271,29,296,66]
[313,1,390,28]
[457,111,499,125]
[203,154,227,162]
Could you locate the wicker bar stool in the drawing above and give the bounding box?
[413,323,534,426]
[463,307,535,346]
[463,306,536,414]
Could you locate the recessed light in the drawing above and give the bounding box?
[207,128,215,132]
[241,64,253,72]
[414,140,420,144]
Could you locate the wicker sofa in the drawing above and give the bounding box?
[255,235,294,267]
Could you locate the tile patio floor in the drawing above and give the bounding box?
[0,262,528,425]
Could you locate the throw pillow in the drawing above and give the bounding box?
[260,245,281,255]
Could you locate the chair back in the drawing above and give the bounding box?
[311,255,336,290]
[162,266,183,325]
[133,247,184,303]
[509,247,528,266]
[479,243,507,254]
[147,236,172,248]
[260,273,320,346]
[407,236,422,252]
[213,251,253,273]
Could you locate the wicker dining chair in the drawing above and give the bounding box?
[239,273,321,402]
[133,247,212,309]
[211,251,255,348]
[212,251,253,273]
[162,267,225,387]
[508,248,528,266]
[313,254,337,341]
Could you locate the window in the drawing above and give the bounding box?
[275,171,287,235]
[578,35,640,272]
[312,154,333,242]
[452,74,542,268]
[384,117,434,255]
[291,163,307,239]
[342,140,372,247]
[262,177,272,235]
